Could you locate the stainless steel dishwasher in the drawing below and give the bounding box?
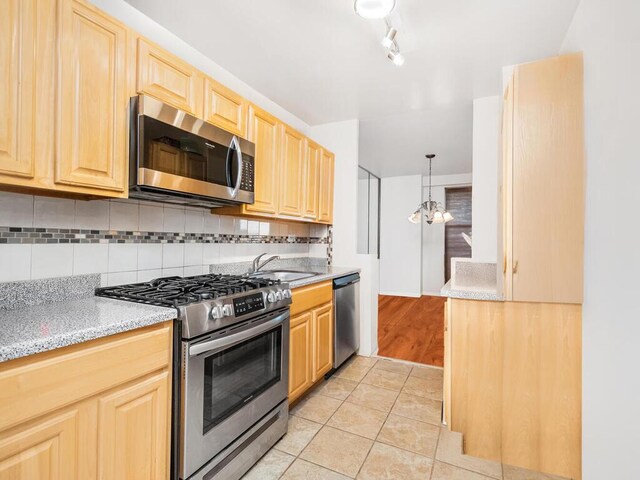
[332,273,360,370]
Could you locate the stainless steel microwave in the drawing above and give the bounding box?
[129,95,255,208]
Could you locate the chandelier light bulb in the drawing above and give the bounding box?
[408,209,421,224]
[443,211,454,223]
[354,0,397,19]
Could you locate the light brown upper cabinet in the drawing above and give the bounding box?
[245,105,280,215]
[136,37,203,116]
[500,53,585,304]
[0,0,38,181]
[56,0,129,193]
[303,140,321,219]
[204,77,247,138]
[317,149,335,224]
[278,125,305,217]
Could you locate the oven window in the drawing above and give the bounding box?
[202,327,282,434]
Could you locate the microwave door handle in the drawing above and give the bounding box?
[229,136,243,199]
[188,311,287,357]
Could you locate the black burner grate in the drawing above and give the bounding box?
[95,274,280,307]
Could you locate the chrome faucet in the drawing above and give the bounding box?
[251,253,280,273]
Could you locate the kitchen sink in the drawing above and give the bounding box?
[249,270,321,282]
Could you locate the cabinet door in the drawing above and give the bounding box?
[204,77,247,138]
[55,0,128,193]
[0,0,37,181]
[289,312,313,403]
[279,126,305,217]
[511,54,584,304]
[443,300,451,427]
[312,303,333,381]
[303,140,321,220]
[245,105,279,214]
[97,371,170,480]
[317,149,335,223]
[136,38,203,116]
[499,78,514,301]
[0,409,79,480]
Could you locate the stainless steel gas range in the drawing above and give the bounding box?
[96,274,292,480]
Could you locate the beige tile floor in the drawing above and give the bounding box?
[242,356,571,480]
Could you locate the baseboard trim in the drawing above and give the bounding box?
[379,291,421,298]
[422,290,446,297]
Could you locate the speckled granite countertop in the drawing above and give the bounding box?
[0,275,176,363]
[440,280,503,301]
[0,297,176,363]
[287,266,360,288]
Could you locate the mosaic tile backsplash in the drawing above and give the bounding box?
[0,192,330,285]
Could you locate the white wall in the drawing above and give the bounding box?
[91,0,310,133]
[471,96,500,263]
[561,0,640,477]
[308,121,379,356]
[421,174,473,294]
[379,175,423,297]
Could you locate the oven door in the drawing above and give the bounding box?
[132,95,255,206]
[181,309,289,480]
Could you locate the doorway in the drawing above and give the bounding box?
[377,184,472,367]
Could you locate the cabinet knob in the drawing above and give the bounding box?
[513,261,519,274]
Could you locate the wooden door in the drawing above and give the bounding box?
[55,0,128,193]
[289,312,313,402]
[136,37,203,116]
[511,54,584,304]
[0,409,79,480]
[444,187,472,282]
[204,77,247,137]
[97,371,170,480]
[317,149,334,223]
[303,140,321,220]
[246,105,279,214]
[0,0,37,181]
[312,303,333,381]
[278,126,305,217]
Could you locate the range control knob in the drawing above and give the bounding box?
[275,290,283,301]
[282,289,292,299]
[267,292,277,303]
[210,305,224,320]
[222,304,233,317]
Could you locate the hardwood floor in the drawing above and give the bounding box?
[377,295,446,367]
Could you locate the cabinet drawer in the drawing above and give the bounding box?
[290,281,332,316]
[0,322,172,432]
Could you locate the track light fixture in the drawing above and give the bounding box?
[354,1,405,66]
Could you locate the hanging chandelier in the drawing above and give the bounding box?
[408,154,454,225]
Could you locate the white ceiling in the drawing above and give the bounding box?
[125,0,580,176]
[359,104,473,177]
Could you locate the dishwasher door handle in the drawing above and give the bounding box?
[333,273,360,289]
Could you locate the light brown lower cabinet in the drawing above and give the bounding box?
[288,281,334,403]
[445,299,581,480]
[0,321,173,480]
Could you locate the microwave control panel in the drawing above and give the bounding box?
[240,159,254,192]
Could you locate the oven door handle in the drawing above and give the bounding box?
[188,312,287,357]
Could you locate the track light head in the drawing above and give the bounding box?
[381,27,398,49]
[387,49,405,67]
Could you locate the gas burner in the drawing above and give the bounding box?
[95,273,281,308]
